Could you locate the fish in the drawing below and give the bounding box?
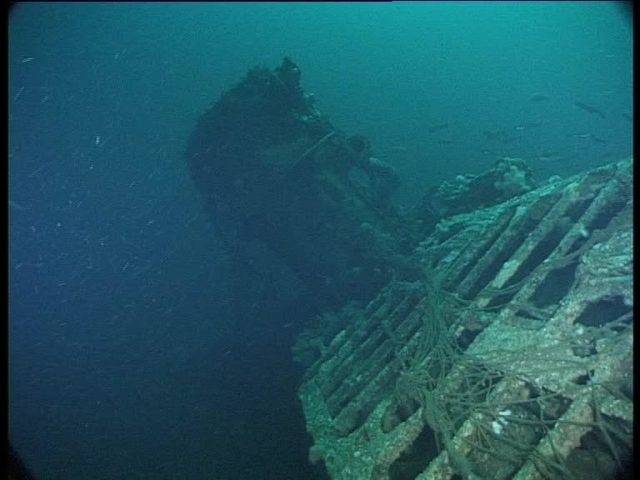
[566,132,607,143]
[574,101,606,119]
[428,123,449,133]
[388,145,408,153]
[481,129,509,141]
[567,132,592,139]
[593,90,615,97]
[536,153,567,163]
[529,93,550,102]
[481,129,515,144]
[28,163,48,177]
[9,201,26,211]
[14,86,24,102]
[514,121,543,131]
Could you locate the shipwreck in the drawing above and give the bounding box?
[187,58,633,480]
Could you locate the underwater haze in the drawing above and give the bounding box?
[8,3,632,480]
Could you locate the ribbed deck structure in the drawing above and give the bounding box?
[298,158,633,480]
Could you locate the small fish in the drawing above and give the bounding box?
[574,101,606,119]
[481,129,508,141]
[14,86,24,102]
[21,57,34,63]
[428,123,449,133]
[593,90,615,97]
[514,122,543,131]
[437,139,456,145]
[481,128,517,143]
[28,163,49,177]
[388,145,408,153]
[566,132,607,144]
[537,154,566,163]
[567,132,594,139]
[9,200,26,211]
[529,93,550,102]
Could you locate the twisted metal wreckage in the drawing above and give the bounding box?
[187,59,633,480]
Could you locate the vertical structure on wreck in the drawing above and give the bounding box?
[186,58,415,308]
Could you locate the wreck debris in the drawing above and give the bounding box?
[296,158,632,479]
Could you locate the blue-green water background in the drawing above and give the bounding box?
[8,3,632,479]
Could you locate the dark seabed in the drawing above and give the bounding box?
[8,3,632,479]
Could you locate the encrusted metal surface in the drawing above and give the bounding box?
[297,158,633,480]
